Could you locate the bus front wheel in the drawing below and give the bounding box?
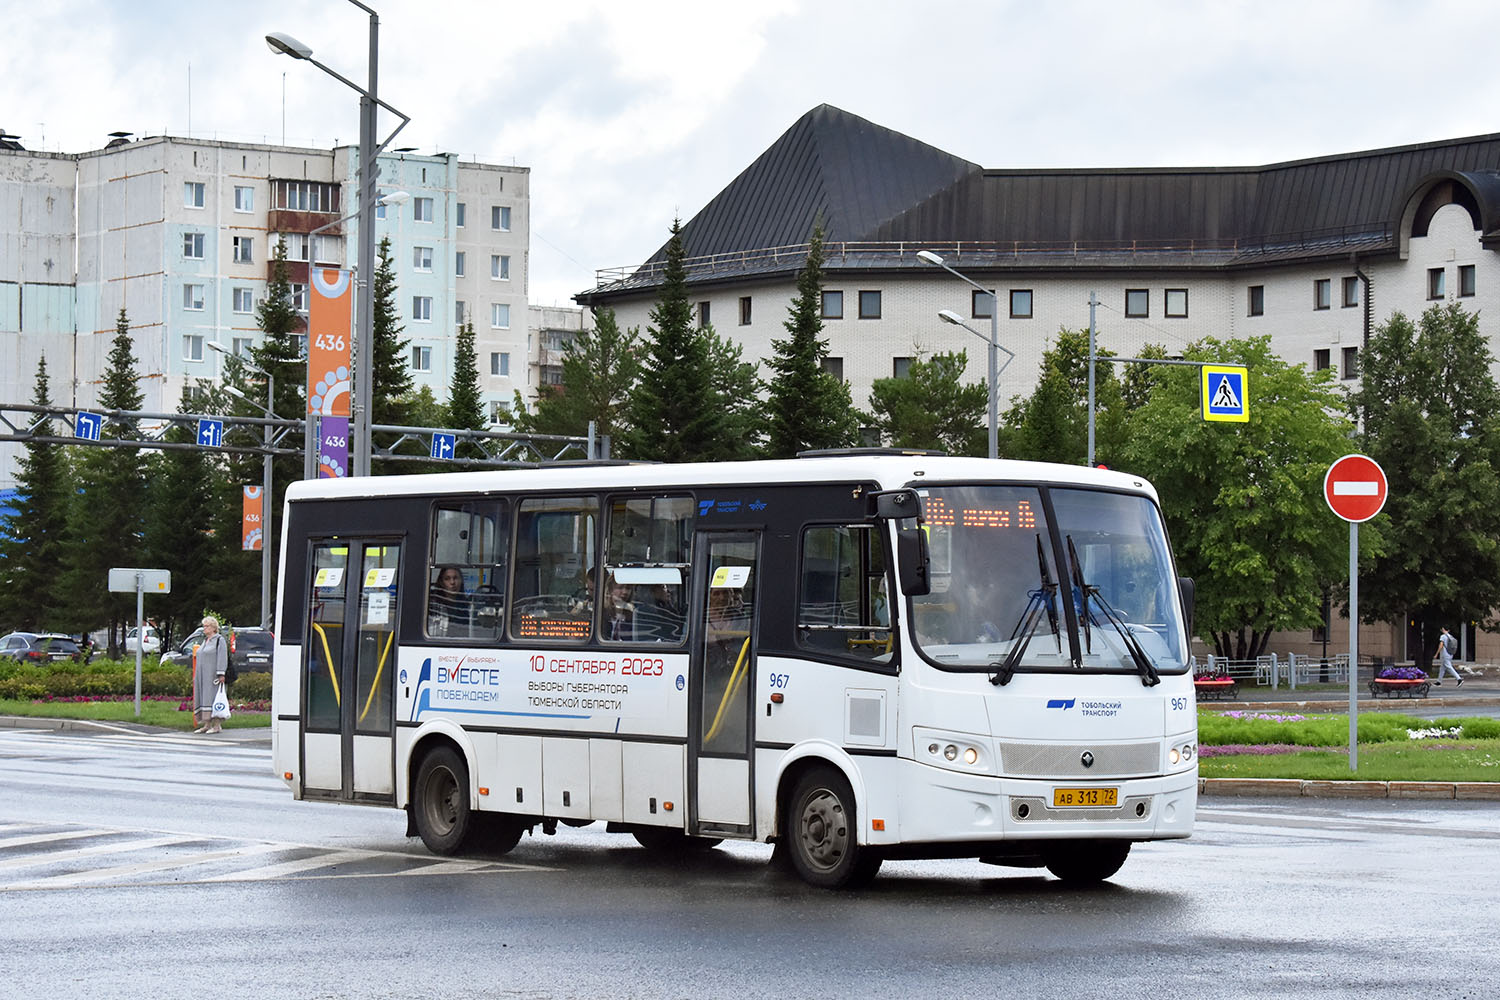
[785,768,881,888]
[1042,840,1131,884]
[413,746,476,855]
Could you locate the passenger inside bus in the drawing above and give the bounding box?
[427,565,470,637]
[603,573,635,641]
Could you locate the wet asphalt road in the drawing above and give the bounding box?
[0,725,1495,1000]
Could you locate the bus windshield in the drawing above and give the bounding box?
[910,485,1188,675]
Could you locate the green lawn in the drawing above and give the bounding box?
[0,698,269,731]
[1199,737,1500,781]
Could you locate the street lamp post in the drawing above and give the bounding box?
[210,342,274,629]
[268,2,409,477]
[918,250,1002,460]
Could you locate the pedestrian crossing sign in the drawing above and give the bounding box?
[1201,365,1249,422]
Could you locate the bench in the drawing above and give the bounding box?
[1369,676,1430,699]
[1193,676,1238,700]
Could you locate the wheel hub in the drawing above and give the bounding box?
[799,790,847,870]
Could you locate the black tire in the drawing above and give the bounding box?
[1043,840,1131,884]
[412,746,477,855]
[631,827,723,852]
[785,767,881,888]
[479,814,525,855]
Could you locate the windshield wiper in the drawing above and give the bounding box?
[1066,535,1161,687]
[990,536,1059,686]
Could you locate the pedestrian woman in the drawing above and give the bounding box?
[193,615,230,734]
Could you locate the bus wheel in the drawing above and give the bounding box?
[786,768,881,888]
[413,746,476,855]
[1043,840,1131,884]
[632,828,723,852]
[483,815,524,855]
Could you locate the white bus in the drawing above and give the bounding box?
[271,452,1197,888]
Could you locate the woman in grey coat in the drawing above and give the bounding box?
[193,616,230,734]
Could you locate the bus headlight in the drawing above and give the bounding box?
[1167,740,1196,768]
[915,728,991,774]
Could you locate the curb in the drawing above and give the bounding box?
[0,715,272,746]
[1201,777,1500,800]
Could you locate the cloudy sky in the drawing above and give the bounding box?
[6,0,1500,306]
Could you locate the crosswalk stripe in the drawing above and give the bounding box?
[204,848,380,882]
[0,834,194,874]
[8,842,286,890]
[0,828,117,851]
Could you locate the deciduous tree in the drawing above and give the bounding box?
[864,351,986,455]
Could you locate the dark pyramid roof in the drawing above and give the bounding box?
[653,104,980,260]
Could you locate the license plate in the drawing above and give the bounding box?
[1052,787,1118,808]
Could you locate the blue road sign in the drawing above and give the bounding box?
[74,412,103,441]
[1201,365,1249,423]
[197,418,224,447]
[431,432,456,460]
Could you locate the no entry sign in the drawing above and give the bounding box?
[1324,453,1387,523]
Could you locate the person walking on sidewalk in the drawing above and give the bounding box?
[1433,625,1463,686]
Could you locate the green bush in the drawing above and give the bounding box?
[231,672,272,700]
[0,661,192,699]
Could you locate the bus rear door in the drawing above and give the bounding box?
[301,538,401,803]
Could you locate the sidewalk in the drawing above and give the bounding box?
[0,714,272,746]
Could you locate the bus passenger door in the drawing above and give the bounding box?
[689,533,758,837]
[302,538,401,803]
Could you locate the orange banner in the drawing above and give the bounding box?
[242,486,263,551]
[308,267,353,416]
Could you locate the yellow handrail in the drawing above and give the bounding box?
[704,637,751,745]
[358,629,395,724]
[310,622,341,706]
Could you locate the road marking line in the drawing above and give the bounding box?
[7,842,286,890]
[0,834,195,874]
[0,828,117,851]
[205,848,379,882]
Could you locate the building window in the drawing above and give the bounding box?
[739,296,752,325]
[491,303,510,329]
[411,346,432,371]
[1010,289,1033,319]
[184,182,205,208]
[413,296,432,322]
[413,246,433,271]
[232,236,253,264]
[293,333,308,358]
[1314,278,1331,310]
[1460,264,1476,297]
[455,251,466,277]
[492,205,511,231]
[972,289,994,320]
[456,202,466,227]
[183,334,204,361]
[1164,288,1188,318]
[492,254,510,280]
[455,300,466,325]
[492,352,511,377]
[290,283,308,314]
[1342,346,1358,380]
[232,287,254,313]
[1428,267,1446,300]
[893,357,913,379]
[183,233,205,259]
[183,284,205,311]
[233,186,253,212]
[1125,288,1149,317]
[541,366,564,386]
[1248,285,1265,316]
[490,399,512,424]
[232,336,255,357]
[1342,276,1360,308]
[1314,349,1331,371]
[414,197,434,222]
[273,180,339,213]
[822,357,844,381]
[698,301,711,328]
[821,290,842,319]
[858,290,881,319]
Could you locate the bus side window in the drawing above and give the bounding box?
[797,524,892,661]
[427,500,508,641]
[509,496,597,642]
[603,494,692,645]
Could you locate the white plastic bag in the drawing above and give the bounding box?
[211,682,231,720]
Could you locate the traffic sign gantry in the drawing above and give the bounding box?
[1324,453,1388,523]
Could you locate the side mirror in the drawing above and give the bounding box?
[896,524,931,596]
[874,489,922,519]
[1178,576,1195,641]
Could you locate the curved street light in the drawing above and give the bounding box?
[920,251,1004,459]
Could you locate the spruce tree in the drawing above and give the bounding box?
[143,385,219,642]
[511,307,640,444]
[0,358,73,630]
[624,219,725,461]
[764,226,858,457]
[447,320,485,459]
[55,309,148,652]
[706,328,764,460]
[371,236,413,426]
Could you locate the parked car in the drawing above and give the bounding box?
[124,625,161,655]
[0,632,84,663]
[161,626,275,674]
